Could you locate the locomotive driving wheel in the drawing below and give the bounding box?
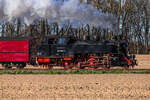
[102,56,111,70]
[87,58,98,69]
[103,62,110,70]
[64,62,73,70]
[75,62,85,70]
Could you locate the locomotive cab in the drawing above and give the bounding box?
[36,36,69,56]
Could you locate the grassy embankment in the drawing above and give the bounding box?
[0,70,150,74]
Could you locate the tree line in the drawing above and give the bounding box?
[0,0,150,54]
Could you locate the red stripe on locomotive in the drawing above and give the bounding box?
[37,56,73,63]
[63,57,72,61]
[38,58,50,63]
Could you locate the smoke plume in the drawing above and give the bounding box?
[0,0,117,29]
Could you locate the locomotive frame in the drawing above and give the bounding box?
[37,52,136,70]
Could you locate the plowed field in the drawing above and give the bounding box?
[1,75,150,100]
[0,55,150,100]
[136,55,150,69]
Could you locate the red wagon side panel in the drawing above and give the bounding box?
[0,40,29,62]
[0,53,29,62]
[0,41,29,53]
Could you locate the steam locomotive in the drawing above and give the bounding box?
[36,35,137,70]
[0,35,137,70]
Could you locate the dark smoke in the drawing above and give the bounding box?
[0,0,117,29]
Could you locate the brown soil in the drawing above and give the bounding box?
[0,75,150,100]
[0,55,150,100]
[136,55,150,69]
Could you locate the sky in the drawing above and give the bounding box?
[0,0,117,29]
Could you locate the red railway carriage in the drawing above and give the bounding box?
[0,38,30,69]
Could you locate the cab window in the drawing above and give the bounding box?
[57,38,67,45]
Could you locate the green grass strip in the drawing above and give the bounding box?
[0,70,150,74]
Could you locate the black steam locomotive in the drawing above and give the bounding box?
[36,35,137,70]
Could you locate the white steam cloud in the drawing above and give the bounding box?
[0,0,117,29]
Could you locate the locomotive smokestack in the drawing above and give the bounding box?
[0,0,117,29]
